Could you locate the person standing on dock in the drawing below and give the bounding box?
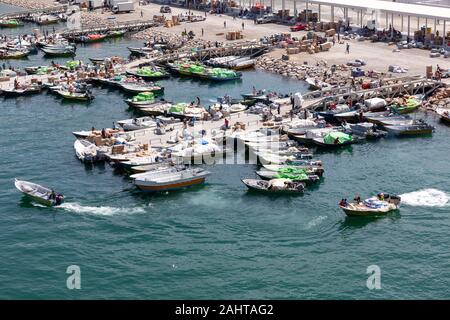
[201,28,204,37]
[242,22,244,30]
[224,21,226,28]
[140,10,143,18]
[346,43,350,54]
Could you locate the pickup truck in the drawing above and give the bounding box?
[290,23,307,32]
[256,15,277,24]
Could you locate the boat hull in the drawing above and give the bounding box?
[135,176,206,192]
[340,205,398,217]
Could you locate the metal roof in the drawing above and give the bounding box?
[307,0,450,20]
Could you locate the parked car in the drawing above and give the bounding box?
[256,15,277,24]
[290,22,307,32]
[160,5,171,13]
[442,69,450,78]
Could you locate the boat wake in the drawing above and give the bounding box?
[305,216,328,229]
[58,202,146,216]
[399,189,450,207]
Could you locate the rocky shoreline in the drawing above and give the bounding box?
[132,28,210,50]
[0,0,55,10]
[255,55,355,88]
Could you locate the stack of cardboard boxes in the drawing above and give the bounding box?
[226,31,244,40]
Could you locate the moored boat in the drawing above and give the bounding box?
[384,120,434,136]
[132,168,210,192]
[41,45,76,57]
[312,131,357,148]
[74,139,101,163]
[116,116,157,131]
[1,84,41,97]
[126,67,170,80]
[55,89,94,101]
[242,178,305,194]
[0,19,23,28]
[119,82,164,95]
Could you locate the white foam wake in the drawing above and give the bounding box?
[399,189,450,207]
[306,216,328,229]
[59,202,146,216]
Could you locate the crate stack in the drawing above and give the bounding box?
[226,31,244,40]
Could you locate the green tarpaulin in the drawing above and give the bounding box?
[132,92,155,102]
[273,167,308,181]
[169,103,187,113]
[323,132,352,145]
[137,67,163,77]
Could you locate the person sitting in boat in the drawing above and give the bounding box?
[48,190,56,201]
[55,194,63,206]
[101,128,107,139]
[354,195,361,204]
[14,78,19,90]
[339,199,348,207]
[377,193,385,201]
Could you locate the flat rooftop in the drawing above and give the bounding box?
[307,0,450,20]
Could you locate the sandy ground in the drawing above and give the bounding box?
[121,3,450,76]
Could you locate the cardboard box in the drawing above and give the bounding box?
[325,29,336,37]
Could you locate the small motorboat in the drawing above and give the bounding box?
[106,30,125,38]
[242,178,305,194]
[0,49,29,59]
[339,194,401,217]
[0,19,23,28]
[121,155,160,170]
[256,169,320,184]
[384,120,434,136]
[1,84,41,97]
[436,108,450,125]
[126,67,170,80]
[116,116,157,131]
[41,45,76,57]
[127,46,154,55]
[36,15,59,25]
[78,33,107,43]
[130,162,180,174]
[132,168,210,192]
[55,90,94,101]
[263,164,325,177]
[344,122,387,140]
[14,179,64,206]
[74,139,100,163]
[138,102,173,116]
[119,82,164,95]
[312,131,357,147]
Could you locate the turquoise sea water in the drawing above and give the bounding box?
[1,4,450,299]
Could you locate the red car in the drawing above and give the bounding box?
[290,23,307,32]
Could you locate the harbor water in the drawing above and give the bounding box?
[1,4,450,299]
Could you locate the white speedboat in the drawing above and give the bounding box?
[74,139,98,163]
